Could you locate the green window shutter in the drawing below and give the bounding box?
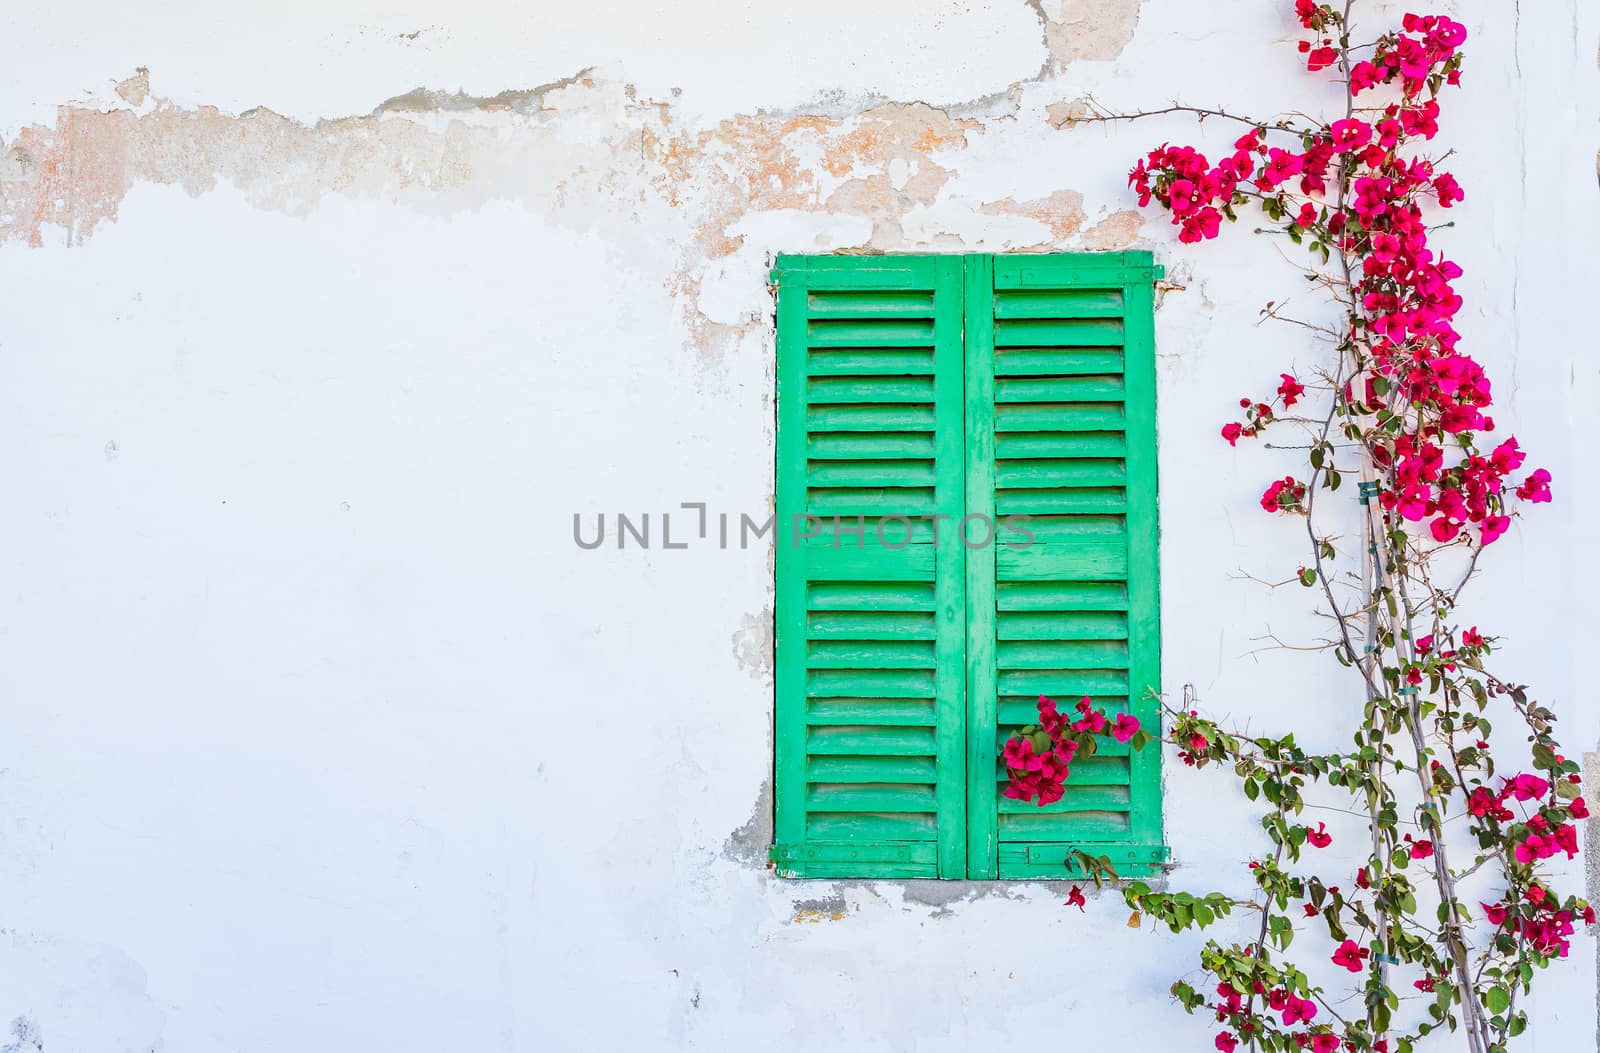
[771,255,969,879]
[772,252,1164,881]
[968,252,1167,880]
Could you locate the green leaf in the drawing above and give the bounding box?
[1485,987,1511,1014]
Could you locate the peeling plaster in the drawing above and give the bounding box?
[114,68,149,108]
[723,762,775,867]
[371,66,600,116]
[1045,96,1093,129]
[0,49,1150,363]
[981,188,1144,249]
[730,608,773,682]
[1029,0,1144,69]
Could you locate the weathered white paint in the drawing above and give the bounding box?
[0,1,1595,1049]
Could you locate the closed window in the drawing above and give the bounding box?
[770,253,1165,879]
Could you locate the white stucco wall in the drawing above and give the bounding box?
[0,1,1595,1049]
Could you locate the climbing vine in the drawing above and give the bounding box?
[1003,6,1587,1052]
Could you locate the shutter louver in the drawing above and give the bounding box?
[967,253,1167,879]
[772,256,968,878]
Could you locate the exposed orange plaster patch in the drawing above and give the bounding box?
[115,68,150,108]
[3,108,134,246]
[980,193,1143,252]
[1031,0,1144,68]
[792,908,849,923]
[654,103,982,359]
[981,188,1088,242]
[1046,98,1093,129]
[1083,208,1145,249]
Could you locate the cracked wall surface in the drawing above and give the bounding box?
[0,0,1596,1050]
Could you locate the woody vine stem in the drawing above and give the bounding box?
[1000,5,1587,1053]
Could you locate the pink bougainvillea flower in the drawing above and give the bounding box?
[1178,206,1223,244]
[1569,796,1589,819]
[1277,373,1306,407]
[1331,940,1367,972]
[1400,99,1441,139]
[1065,885,1086,912]
[1429,517,1460,542]
[1256,147,1304,190]
[1489,436,1525,473]
[1215,1033,1239,1053]
[1328,118,1372,152]
[1516,468,1552,504]
[1506,773,1550,801]
[1409,839,1434,860]
[1433,172,1464,207]
[1306,822,1332,848]
[1221,422,1243,445]
[1168,177,1199,213]
[1310,1031,1341,1053]
[1349,59,1383,93]
[1111,713,1141,743]
[1482,901,1509,926]
[1260,476,1306,513]
[1515,834,1550,864]
[1306,45,1338,71]
[1283,997,1317,1025]
[1071,696,1108,735]
[1479,515,1510,545]
[1467,786,1511,820]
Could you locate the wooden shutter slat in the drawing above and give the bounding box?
[993,348,1125,375]
[993,318,1124,346]
[992,289,1126,319]
[807,699,938,726]
[805,290,935,317]
[808,348,936,375]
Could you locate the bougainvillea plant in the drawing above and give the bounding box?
[1003,6,1588,1053]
